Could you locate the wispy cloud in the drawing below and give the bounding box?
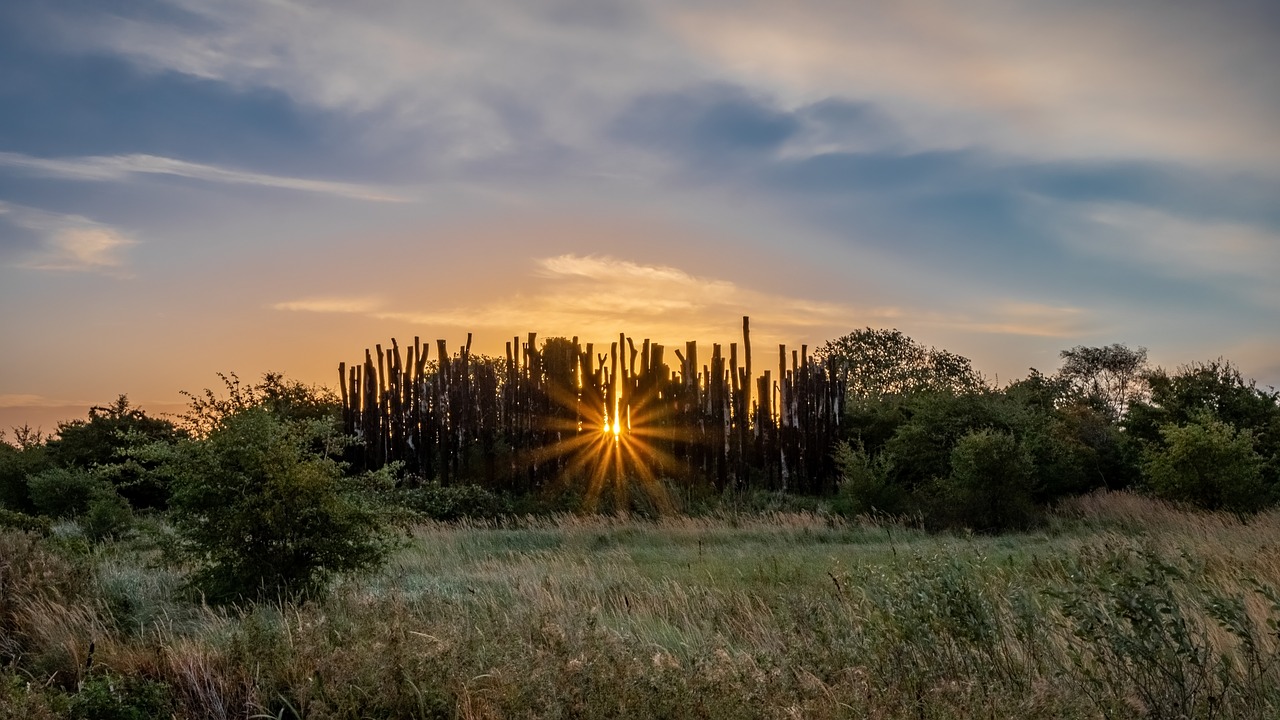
[666,1,1280,169]
[0,394,55,408]
[274,254,1092,345]
[1064,204,1280,308]
[56,1,689,170]
[0,152,407,202]
[271,296,386,313]
[0,201,137,274]
[921,302,1091,338]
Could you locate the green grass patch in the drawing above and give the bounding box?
[2,493,1279,718]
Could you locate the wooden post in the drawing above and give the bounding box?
[742,316,752,432]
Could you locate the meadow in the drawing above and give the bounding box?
[3,491,1279,719]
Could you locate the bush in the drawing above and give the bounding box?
[396,482,511,521]
[878,391,1025,493]
[68,672,173,720]
[26,467,110,518]
[934,428,1036,532]
[45,396,183,510]
[0,443,51,513]
[0,507,50,535]
[171,409,395,602]
[1143,415,1267,513]
[83,493,133,543]
[831,441,903,516]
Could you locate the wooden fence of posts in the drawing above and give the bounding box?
[338,317,845,495]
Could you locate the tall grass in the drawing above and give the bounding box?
[1,492,1278,718]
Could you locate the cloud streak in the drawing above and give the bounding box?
[271,296,386,314]
[0,152,406,202]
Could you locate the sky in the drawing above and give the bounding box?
[2,0,1278,432]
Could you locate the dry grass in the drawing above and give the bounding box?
[2,492,1279,718]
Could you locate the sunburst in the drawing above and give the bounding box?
[524,367,685,513]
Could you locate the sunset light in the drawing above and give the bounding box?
[3,3,1279,716]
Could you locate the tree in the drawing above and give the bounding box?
[1005,369,1141,494]
[45,396,184,509]
[1142,414,1268,514]
[26,466,110,518]
[180,372,339,437]
[815,328,984,404]
[170,408,394,602]
[1129,359,1279,496]
[1130,360,1278,446]
[1057,344,1149,420]
[878,391,1021,492]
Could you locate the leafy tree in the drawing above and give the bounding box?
[815,328,985,404]
[878,391,1023,492]
[0,425,49,450]
[1142,414,1268,513]
[170,408,394,602]
[1128,359,1280,503]
[180,372,339,437]
[1003,369,1072,413]
[1057,344,1149,420]
[856,382,1131,523]
[45,396,184,509]
[1047,402,1139,492]
[1131,358,1278,446]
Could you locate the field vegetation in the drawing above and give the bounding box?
[2,496,1280,718]
[1,329,1278,717]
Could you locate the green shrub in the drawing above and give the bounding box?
[0,442,50,513]
[68,672,173,720]
[396,482,511,521]
[934,428,1036,531]
[831,441,903,516]
[83,493,133,543]
[1143,414,1267,513]
[0,507,51,535]
[46,396,184,510]
[171,408,395,602]
[26,467,110,518]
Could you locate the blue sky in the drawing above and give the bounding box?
[2,0,1278,428]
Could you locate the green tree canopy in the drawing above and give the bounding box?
[1143,414,1268,514]
[1129,359,1280,493]
[44,396,183,509]
[180,372,339,437]
[815,328,985,404]
[1056,344,1149,420]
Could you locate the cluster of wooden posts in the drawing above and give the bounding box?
[338,317,845,495]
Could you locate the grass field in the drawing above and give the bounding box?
[3,492,1280,718]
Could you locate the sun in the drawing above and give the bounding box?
[528,372,680,513]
